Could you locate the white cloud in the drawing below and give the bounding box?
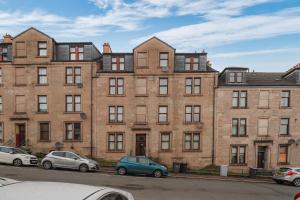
[132,6,300,51]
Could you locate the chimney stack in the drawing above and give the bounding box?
[103,42,112,53]
[3,33,13,43]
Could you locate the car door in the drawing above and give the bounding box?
[0,147,14,164]
[0,147,6,163]
[64,152,80,169]
[137,157,153,174]
[51,152,67,168]
[125,156,140,174]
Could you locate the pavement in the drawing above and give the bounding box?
[0,164,298,200]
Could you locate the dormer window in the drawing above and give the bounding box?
[229,72,243,83]
[0,47,8,61]
[70,46,84,61]
[111,56,125,71]
[185,57,199,71]
[160,53,168,68]
[38,42,47,56]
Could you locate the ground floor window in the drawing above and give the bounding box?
[65,122,81,141]
[184,132,200,151]
[39,122,50,141]
[108,132,124,152]
[231,145,246,165]
[0,122,3,143]
[160,132,171,151]
[278,145,289,164]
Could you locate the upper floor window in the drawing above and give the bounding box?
[258,91,269,108]
[112,56,125,71]
[158,106,168,123]
[65,122,81,141]
[136,105,147,124]
[232,118,246,136]
[159,78,168,95]
[280,91,290,108]
[109,106,124,123]
[0,68,2,84]
[109,78,124,95]
[38,67,47,84]
[16,41,26,57]
[70,46,84,61]
[38,95,48,112]
[185,105,200,123]
[161,132,171,151]
[229,72,243,83]
[184,132,200,151]
[185,78,201,95]
[38,42,47,56]
[231,145,246,165]
[280,118,289,135]
[232,91,247,108]
[66,95,81,112]
[0,46,8,61]
[185,57,199,71]
[66,67,81,84]
[137,52,148,67]
[0,96,2,113]
[160,53,168,68]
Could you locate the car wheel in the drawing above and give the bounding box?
[13,159,23,167]
[275,180,284,184]
[79,164,89,172]
[43,161,52,170]
[117,167,127,175]
[293,178,300,187]
[153,170,162,178]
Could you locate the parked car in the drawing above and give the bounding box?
[0,145,38,167]
[272,167,300,186]
[295,192,300,200]
[116,156,168,178]
[41,151,99,172]
[0,178,134,200]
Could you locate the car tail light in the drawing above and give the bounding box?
[287,171,297,176]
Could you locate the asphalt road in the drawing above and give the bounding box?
[0,165,298,200]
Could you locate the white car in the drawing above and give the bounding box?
[0,178,135,200]
[272,167,300,186]
[0,145,38,166]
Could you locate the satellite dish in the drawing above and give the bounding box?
[288,139,295,145]
[80,112,87,120]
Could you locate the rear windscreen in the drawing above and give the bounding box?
[279,168,291,172]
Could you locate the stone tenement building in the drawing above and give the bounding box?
[0,27,101,156]
[0,27,300,170]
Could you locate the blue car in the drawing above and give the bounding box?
[116,156,168,178]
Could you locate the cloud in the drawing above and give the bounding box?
[211,47,300,58]
[132,6,300,51]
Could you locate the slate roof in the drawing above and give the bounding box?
[219,72,297,86]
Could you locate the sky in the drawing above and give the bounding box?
[0,0,300,72]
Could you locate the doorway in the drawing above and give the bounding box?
[136,134,146,156]
[257,146,267,168]
[15,124,26,147]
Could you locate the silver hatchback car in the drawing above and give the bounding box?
[272,167,300,186]
[41,151,99,172]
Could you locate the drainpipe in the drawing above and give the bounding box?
[90,62,94,158]
[212,72,217,166]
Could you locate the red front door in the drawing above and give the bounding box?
[16,124,26,147]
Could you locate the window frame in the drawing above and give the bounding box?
[37,41,47,57]
[185,77,201,95]
[280,90,290,108]
[278,145,289,164]
[185,56,199,71]
[37,67,47,85]
[69,46,84,61]
[160,132,171,151]
[232,118,247,137]
[159,77,168,95]
[38,95,48,113]
[232,91,247,108]
[159,52,169,68]
[65,67,82,85]
[107,132,124,152]
[109,78,124,96]
[65,95,81,112]
[64,122,82,141]
[279,118,290,136]
[39,122,50,142]
[158,105,168,124]
[228,72,243,83]
[109,106,124,123]
[230,145,247,165]
[185,105,201,123]
[183,132,201,151]
[111,56,125,71]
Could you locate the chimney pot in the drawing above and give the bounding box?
[3,33,13,43]
[103,42,112,53]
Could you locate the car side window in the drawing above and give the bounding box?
[137,157,149,164]
[100,193,128,200]
[127,157,137,163]
[65,152,79,159]
[1,147,13,154]
[52,152,66,157]
[296,169,300,172]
